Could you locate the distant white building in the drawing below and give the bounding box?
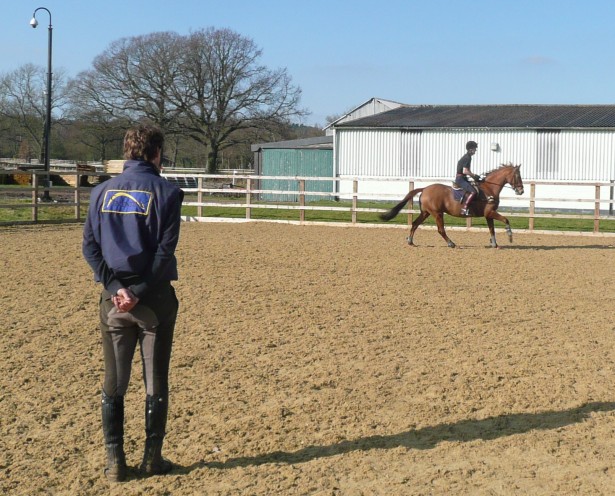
[331,103,615,212]
[324,97,404,135]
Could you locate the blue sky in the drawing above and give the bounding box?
[3,0,615,127]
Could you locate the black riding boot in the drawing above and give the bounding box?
[101,392,127,482]
[140,394,173,476]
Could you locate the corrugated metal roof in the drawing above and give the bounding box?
[250,136,332,151]
[323,97,404,130]
[334,104,615,129]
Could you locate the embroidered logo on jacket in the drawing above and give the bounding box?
[101,189,152,215]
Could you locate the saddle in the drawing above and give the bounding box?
[451,182,494,203]
[451,182,478,203]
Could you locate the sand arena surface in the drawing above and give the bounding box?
[1,222,615,495]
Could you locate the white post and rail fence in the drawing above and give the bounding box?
[0,168,614,235]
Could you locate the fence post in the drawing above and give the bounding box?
[32,173,39,222]
[299,179,305,224]
[408,180,414,226]
[352,179,358,224]
[246,177,252,220]
[609,180,614,216]
[197,176,203,218]
[529,183,536,231]
[594,184,600,233]
[75,172,81,220]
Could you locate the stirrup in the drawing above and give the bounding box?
[460,207,468,216]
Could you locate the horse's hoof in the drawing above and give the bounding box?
[448,242,456,248]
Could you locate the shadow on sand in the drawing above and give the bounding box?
[178,401,615,472]
[499,244,614,250]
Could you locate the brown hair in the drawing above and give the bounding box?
[123,124,164,162]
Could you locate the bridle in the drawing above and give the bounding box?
[508,168,524,195]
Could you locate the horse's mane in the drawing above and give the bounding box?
[484,162,515,176]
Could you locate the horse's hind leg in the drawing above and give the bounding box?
[434,213,456,248]
[407,211,430,246]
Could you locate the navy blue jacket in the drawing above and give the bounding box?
[83,160,184,298]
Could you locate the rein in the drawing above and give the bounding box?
[479,166,521,193]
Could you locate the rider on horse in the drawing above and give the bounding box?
[455,140,482,216]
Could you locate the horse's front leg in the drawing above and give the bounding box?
[487,211,513,245]
[486,217,498,248]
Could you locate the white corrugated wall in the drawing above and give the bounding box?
[334,127,615,210]
[336,127,615,180]
[336,129,400,176]
[558,131,615,181]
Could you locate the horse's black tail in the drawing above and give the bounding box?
[379,188,424,221]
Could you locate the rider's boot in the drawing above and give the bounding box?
[461,192,475,216]
[101,392,127,483]
[140,394,173,476]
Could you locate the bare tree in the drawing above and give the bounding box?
[0,64,67,161]
[64,110,127,162]
[69,32,184,139]
[51,29,308,169]
[173,28,307,172]
[0,64,43,149]
[0,64,68,162]
[66,73,127,162]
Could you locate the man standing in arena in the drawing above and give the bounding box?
[83,124,184,482]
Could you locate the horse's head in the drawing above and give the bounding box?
[483,163,524,195]
[507,164,524,195]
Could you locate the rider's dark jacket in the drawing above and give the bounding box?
[456,152,474,178]
[82,159,184,298]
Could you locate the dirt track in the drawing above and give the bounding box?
[1,222,615,495]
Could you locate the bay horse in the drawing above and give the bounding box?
[380,163,524,248]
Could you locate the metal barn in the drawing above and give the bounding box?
[251,136,333,201]
[332,104,615,211]
[324,97,403,134]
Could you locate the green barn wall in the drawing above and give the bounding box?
[261,149,333,201]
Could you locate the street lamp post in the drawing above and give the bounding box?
[30,7,53,202]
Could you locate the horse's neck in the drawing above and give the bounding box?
[483,171,509,195]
